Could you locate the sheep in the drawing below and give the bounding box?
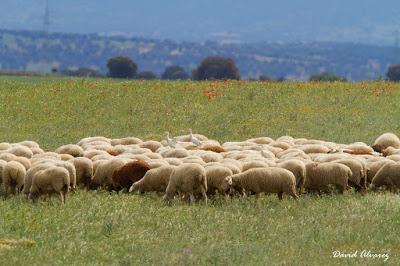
[332,158,367,192]
[31,147,45,155]
[13,156,31,170]
[370,162,400,192]
[0,142,11,150]
[241,161,270,172]
[144,152,163,160]
[31,152,61,160]
[342,144,374,155]
[197,152,223,163]
[246,137,274,145]
[276,135,295,144]
[69,157,93,188]
[192,145,226,153]
[91,154,112,162]
[0,153,18,162]
[161,148,189,158]
[2,161,26,195]
[83,150,109,159]
[366,159,392,184]
[110,137,142,146]
[382,147,400,157]
[163,163,207,204]
[269,141,291,150]
[276,159,306,193]
[0,159,7,185]
[372,132,400,153]
[205,166,233,197]
[60,154,75,161]
[181,156,206,166]
[90,158,127,189]
[138,141,163,152]
[298,144,331,154]
[305,162,351,194]
[387,154,400,162]
[16,140,40,149]
[129,165,175,193]
[77,136,111,146]
[7,145,33,158]
[228,167,298,200]
[55,144,84,157]
[111,160,151,191]
[29,166,70,205]
[22,163,55,196]
[163,157,182,166]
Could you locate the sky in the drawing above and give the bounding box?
[1,0,400,44]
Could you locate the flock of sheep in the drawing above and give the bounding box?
[1,130,400,205]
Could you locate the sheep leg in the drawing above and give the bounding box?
[277,191,283,200]
[189,193,195,205]
[201,189,208,205]
[60,192,65,205]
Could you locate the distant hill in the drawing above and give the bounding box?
[0,29,399,80]
[2,0,400,44]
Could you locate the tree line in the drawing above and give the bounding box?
[64,55,400,82]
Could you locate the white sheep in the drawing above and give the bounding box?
[205,165,233,197]
[129,165,175,193]
[69,157,93,188]
[372,132,400,153]
[163,163,207,204]
[370,161,400,192]
[2,161,26,194]
[228,167,299,200]
[305,162,352,194]
[277,159,306,193]
[55,144,84,157]
[29,166,70,205]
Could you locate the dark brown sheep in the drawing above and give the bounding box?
[111,160,151,191]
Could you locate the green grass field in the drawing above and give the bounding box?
[0,77,399,265]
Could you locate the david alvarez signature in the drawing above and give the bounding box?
[332,250,389,262]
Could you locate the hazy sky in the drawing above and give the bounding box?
[1,0,400,44]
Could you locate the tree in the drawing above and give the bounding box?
[106,56,137,79]
[387,65,400,82]
[136,71,157,80]
[63,67,103,77]
[309,72,346,82]
[192,56,240,80]
[259,75,273,81]
[161,65,189,80]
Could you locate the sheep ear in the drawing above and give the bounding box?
[225,176,232,185]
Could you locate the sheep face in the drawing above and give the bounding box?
[220,176,232,193]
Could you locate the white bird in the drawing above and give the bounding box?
[189,128,202,147]
[165,131,177,148]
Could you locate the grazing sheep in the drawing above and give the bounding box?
[77,136,111,146]
[163,157,182,166]
[29,166,70,205]
[269,141,291,150]
[305,162,351,194]
[0,159,7,185]
[144,152,163,160]
[110,137,142,146]
[31,147,45,155]
[387,154,400,162]
[205,166,233,197]
[14,156,31,170]
[277,159,306,193]
[241,161,269,172]
[69,157,93,188]
[372,132,400,153]
[2,161,26,194]
[55,144,84,157]
[181,156,206,166]
[60,154,75,161]
[139,141,163,152]
[111,160,151,191]
[22,163,54,196]
[246,137,274,145]
[299,144,331,154]
[7,145,33,158]
[129,165,175,193]
[17,140,40,149]
[342,144,374,155]
[193,145,226,153]
[91,154,112,162]
[0,143,11,150]
[382,147,400,157]
[91,158,127,189]
[333,158,367,192]
[366,159,392,184]
[83,150,109,159]
[229,167,298,200]
[370,162,400,192]
[163,163,207,204]
[197,152,223,163]
[161,148,189,158]
[174,134,208,142]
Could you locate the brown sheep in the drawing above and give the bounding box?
[111,160,151,191]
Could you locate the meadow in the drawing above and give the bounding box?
[0,77,399,265]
